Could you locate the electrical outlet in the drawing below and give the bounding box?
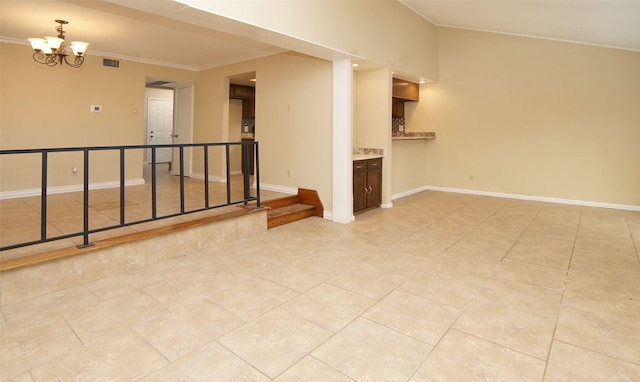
[287,169,292,177]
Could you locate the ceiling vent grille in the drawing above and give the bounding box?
[147,81,172,86]
[103,58,120,68]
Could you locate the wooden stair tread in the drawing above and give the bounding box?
[266,203,316,229]
[267,203,315,218]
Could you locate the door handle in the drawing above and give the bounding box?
[171,133,179,138]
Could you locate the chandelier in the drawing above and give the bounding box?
[27,20,89,68]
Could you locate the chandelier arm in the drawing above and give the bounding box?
[46,55,59,67]
[63,54,84,69]
[32,51,46,65]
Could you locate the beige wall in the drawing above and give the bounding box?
[254,53,333,210]
[192,52,334,210]
[422,28,640,206]
[0,43,196,192]
[178,0,438,80]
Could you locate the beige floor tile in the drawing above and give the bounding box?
[570,247,640,270]
[0,316,84,380]
[521,221,578,243]
[574,233,636,255]
[85,255,215,300]
[400,268,487,308]
[568,261,640,296]
[562,279,640,322]
[362,249,429,278]
[244,241,315,266]
[312,317,432,381]
[218,308,332,378]
[420,256,497,278]
[30,330,167,381]
[281,283,375,332]
[273,356,355,381]
[443,237,511,263]
[476,276,563,318]
[261,259,339,292]
[505,236,574,269]
[134,299,243,361]
[142,270,237,310]
[388,231,457,258]
[300,245,369,272]
[363,290,460,345]
[491,258,567,290]
[2,285,100,328]
[555,305,640,365]
[349,226,415,248]
[209,277,299,321]
[138,341,268,381]
[417,329,545,382]
[545,341,640,382]
[63,289,168,345]
[326,263,408,300]
[453,299,556,359]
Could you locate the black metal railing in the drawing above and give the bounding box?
[0,142,260,251]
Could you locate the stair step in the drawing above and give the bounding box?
[267,203,316,229]
[262,195,300,209]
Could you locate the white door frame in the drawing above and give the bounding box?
[172,85,194,176]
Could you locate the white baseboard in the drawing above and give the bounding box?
[190,172,226,183]
[259,183,297,195]
[421,185,640,212]
[391,186,430,201]
[0,178,146,200]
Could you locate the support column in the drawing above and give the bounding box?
[332,58,354,223]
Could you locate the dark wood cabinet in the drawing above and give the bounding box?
[392,97,405,118]
[392,78,419,101]
[353,158,382,214]
[230,84,255,118]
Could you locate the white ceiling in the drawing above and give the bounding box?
[1,0,638,75]
[403,0,640,51]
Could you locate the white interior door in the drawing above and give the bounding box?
[147,98,173,163]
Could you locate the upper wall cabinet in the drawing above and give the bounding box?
[230,84,255,118]
[392,78,419,101]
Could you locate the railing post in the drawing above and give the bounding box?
[119,148,125,225]
[78,149,94,248]
[242,141,250,205]
[151,147,157,219]
[40,151,48,241]
[255,142,261,208]
[179,145,185,214]
[225,144,231,204]
[204,145,210,208]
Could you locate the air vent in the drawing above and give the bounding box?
[147,81,172,86]
[103,58,120,68]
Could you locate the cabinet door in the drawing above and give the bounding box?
[366,167,382,208]
[353,162,367,213]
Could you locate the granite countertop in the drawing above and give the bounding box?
[392,132,436,140]
[353,153,384,161]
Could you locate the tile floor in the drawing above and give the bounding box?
[0,164,284,261]
[1,191,640,381]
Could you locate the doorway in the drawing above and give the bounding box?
[147,97,173,163]
[144,81,194,177]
